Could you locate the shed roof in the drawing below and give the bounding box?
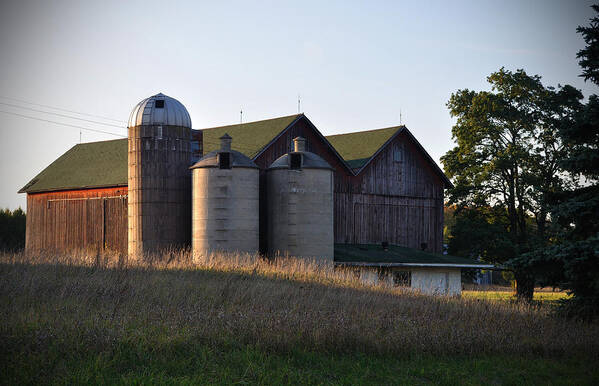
[19,139,128,193]
[334,244,494,268]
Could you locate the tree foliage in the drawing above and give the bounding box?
[530,5,599,319]
[577,4,599,85]
[0,208,26,252]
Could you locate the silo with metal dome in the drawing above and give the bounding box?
[266,136,334,263]
[190,134,260,258]
[127,93,192,256]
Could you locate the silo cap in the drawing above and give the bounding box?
[128,93,192,128]
[267,150,334,170]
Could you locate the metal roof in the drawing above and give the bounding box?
[128,93,192,128]
[334,244,494,268]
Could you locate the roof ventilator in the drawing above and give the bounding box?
[218,133,232,169]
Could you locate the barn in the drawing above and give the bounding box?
[19,93,492,295]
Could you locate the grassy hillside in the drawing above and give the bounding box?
[1,250,598,384]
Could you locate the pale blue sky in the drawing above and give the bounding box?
[0,0,596,209]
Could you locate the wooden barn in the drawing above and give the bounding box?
[20,95,492,295]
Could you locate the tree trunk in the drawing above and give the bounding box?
[515,270,535,302]
[537,208,547,240]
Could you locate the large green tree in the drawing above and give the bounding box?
[531,5,599,319]
[442,69,582,301]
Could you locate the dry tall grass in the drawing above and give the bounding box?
[1,249,598,359]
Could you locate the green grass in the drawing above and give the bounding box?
[1,251,598,385]
[3,339,597,385]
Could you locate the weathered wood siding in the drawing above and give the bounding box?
[251,117,444,254]
[25,187,128,253]
[334,131,445,253]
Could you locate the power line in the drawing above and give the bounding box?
[0,95,126,123]
[0,101,127,129]
[0,110,126,137]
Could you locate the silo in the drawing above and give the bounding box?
[127,93,192,256]
[190,134,259,258]
[267,137,334,263]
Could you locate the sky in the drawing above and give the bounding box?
[0,0,597,210]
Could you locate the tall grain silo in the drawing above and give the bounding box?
[128,93,192,256]
[190,134,259,258]
[267,137,334,263]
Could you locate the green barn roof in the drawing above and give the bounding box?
[326,126,400,169]
[334,244,494,268]
[202,114,301,158]
[19,115,449,193]
[19,115,302,194]
[19,139,128,193]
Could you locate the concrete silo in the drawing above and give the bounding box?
[127,93,192,256]
[190,134,260,258]
[267,137,334,263]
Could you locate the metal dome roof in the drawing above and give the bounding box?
[190,149,258,169]
[268,151,333,170]
[128,93,192,128]
[268,137,333,170]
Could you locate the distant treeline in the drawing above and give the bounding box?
[0,208,26,251]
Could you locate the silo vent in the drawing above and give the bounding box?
[155,100,165,108]
[290,153,302,169]
[218,152,231,169]
[293,136,306,152]
[220,133,232,151]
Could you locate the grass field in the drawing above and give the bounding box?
[1,250,598,385]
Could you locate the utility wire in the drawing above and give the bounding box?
[0,95,126,123]
[0,101,127,129]
[0,110,126,137]
[0,110,256,148]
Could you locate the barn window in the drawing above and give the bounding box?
[393,146,403,162]
[157,126,163,139]
[155,100,165,108]
[393,271,411,287]
[290,153,302,169]
[218,152,231,169]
